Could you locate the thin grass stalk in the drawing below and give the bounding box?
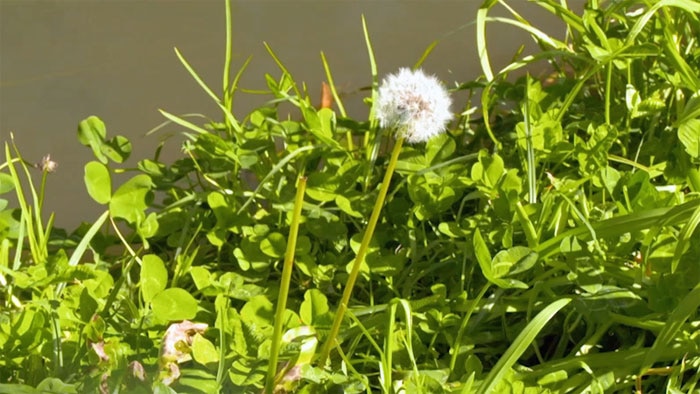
[449,282,491,375]
[222,0,233,135]
[319,51,351,150]
[320,51,348,118]
[215,295,229,388]
[361,15,382,191]
[12,142,46,247]
[381,303,397,394]
[5,144,44,264]
[524,74,536,204]
[317,137,405,366]
[265,176,307,394]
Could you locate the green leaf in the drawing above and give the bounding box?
[84,161,111,204]
[141,254,168,303]
[473,229,492,271]
[138,212,159,239]
[192,333,220,366]
[335,194,364,218]
[190,266,212,290]
[151,288,198,321]
[101,135,132,163]
[240,295,274,329]
[678,118,700,158]
[300,289,329,325]
[109,174,152,224]
[474,229,528,289]
[492,246,538,276]
[471,150,504,189]
[260,232,287,258]
[0,172,15,195]
[425,133,456,165]
[35,378,78,394]
[77,116,108,163]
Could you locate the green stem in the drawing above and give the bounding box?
[449,283,491,375]
[382,303,397,393]
[317,137,405,366]
[687,167,700,193]
[265,176,307,394]
[605,63,612,125]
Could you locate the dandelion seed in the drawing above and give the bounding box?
[375,68,452,143]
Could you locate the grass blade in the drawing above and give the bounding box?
[640,283,700,374]
[671,201,700,272]
[476,0,497,82]
[158,109,212,135]
[320,51,347,118]
[477,298,571,394]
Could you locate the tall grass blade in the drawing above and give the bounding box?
[640,283,700,374]
[158,109,212,135]
[174,48,242,133]
[263,42,302,99]
[477,298,571,394]
[414,40,438,70]
[320,52,347,118]
[671,202,700,272]
[476,0,497,82]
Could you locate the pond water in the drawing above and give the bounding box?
[0,1,582,229]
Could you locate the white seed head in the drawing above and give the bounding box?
[375,68,452,143]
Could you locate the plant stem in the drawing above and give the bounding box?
[265,176,307,394]
[317,137,405,366]
[449,282,491,375]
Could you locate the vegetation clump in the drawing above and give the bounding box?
[1,0,699,393]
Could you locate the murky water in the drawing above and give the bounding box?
[0,1,582,229]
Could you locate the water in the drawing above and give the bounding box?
[0,0,581,229]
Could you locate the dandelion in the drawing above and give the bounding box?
[317,68,451,367]
[375,68,452,143]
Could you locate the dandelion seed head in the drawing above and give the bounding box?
[375,68,452,143]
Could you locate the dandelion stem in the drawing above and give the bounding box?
[317,137,405,366]
[265,176,307,394]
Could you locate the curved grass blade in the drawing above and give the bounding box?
[174,48,242,133]
[159,109,211,135]
[476,0,497,82]
[413,40,438,70]
[640,283,700,375]
[320,51,347,118]
[671,202,700,272]
[535,199,700,258]
[484,17,568,50]
[55,209,109,297]
[477,298,571,394]
[145,113,209,136]
[362,14,378,124]
[237,145,318,214]
[263,42,302,99]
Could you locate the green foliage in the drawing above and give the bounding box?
[1,0,700,393]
